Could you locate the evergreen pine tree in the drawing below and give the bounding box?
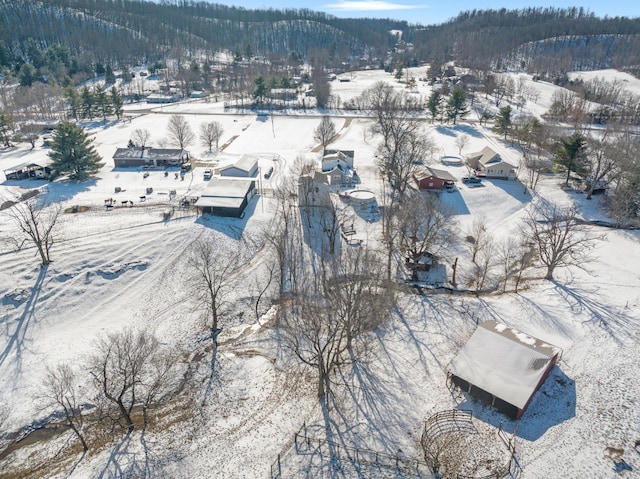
[105,64,116,85]
[554,133,587,187]
[80,86,94,119]
[492,105,512,140]
[110,87,124,120]
[426,90,442,123]
[447,87,469,124]
[48,122,104,179]
[65,87,82,121]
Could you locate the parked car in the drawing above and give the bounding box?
[181,163,191,172]
[462,176,481,184]
[264,166,274,179]
[203,168,213,180]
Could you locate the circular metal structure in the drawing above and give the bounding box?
[348,189,376,201]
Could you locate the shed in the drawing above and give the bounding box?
[413,167,456,190]
[219,155,259,178]
[112,147,189,168]
[4,162,51,180]
[146,93,180,104]
[447,320,561,419]
[270,88,298,101]
[195,178,256,217]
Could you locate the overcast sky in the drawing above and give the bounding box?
[209,1,638,25]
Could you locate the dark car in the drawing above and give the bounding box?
[264,166,274,179]
[462,176,481,184]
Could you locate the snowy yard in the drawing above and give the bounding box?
[0,69,639,478]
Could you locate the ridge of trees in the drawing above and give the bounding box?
[0,0,403,73]
[2,2,639,85]
[411,7,640,74]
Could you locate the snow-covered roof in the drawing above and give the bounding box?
[323,149,354,161]
[200,178,254,199]
[113,147,187,160]
[448,320,561,409]
[467,146,502,166]
[220,154,258,173]
[3,161,49,172]
[416,167,457,182]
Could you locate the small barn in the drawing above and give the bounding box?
[112,147,189,168]
[146,93,180,104]
[447,320,561,419]
[466,147,517,180]
[195,178,256,217]
[270,88,298,101]
[413,167,456,190]
[4,162,51,180]
[219,155,259,178]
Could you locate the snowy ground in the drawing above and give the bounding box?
[0,69,639,478]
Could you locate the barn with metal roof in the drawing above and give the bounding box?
[447,320,562,419]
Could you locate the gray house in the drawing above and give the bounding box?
[112,147,189,168]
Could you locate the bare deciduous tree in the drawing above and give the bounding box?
[5,197,62,266]
[466,214,492,265]
[496,235,535,293]
[455,134,469,156]
[522,202,605,280]
[266,160,309,295]
[131,128,151,148]
[396,192,457,281]
[313,116,336,150]
[187,238,241,396]
[20,123,42,149]
[465,238,494,295]
[43,363,88,452]
[90,329,175,432]
[278,248,393,401]
[166,114,195,150]
[377,126,436,198]
[584,128,620,200]
[199,121,224,152]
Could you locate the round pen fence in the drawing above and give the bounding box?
[421,409,521,479]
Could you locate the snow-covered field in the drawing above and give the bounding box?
[0,69,639,478]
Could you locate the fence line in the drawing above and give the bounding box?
[269,422,431,479]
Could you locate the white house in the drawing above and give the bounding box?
[466,146,517,180]
[322,150,354,172]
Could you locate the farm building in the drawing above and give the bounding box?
[466,147,517,180]
[3,162,51,180]
[146,93,180,104]
[413,167,457,190]
[112,147,189,168]
[195,178,256,217]
[270,88,298,101]
[447,320,562,419]
[219,155,259,178]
